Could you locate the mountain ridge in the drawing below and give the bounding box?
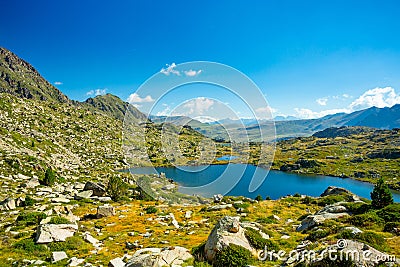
[0,47,69,103]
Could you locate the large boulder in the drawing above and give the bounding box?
[320,186,351,197]
[84,181,106,197]
[125,246,192,267]
[204,216,256,262]
[297,203,350,232]
[0,197,16,210]
[74,190,93,200]
[35,224,78,243]
[97,204,115,218]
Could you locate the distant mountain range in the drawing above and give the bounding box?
[1,46,399,142]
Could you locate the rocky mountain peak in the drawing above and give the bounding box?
[0,47,69,103]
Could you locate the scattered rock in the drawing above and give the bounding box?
[84,181,106,197]
[97,204,115,218]
[74,190,93,200]
[161,184,175,190]
[68,257,85,266]
[108,257,125,267]
[343,226,363,235]
[35,224,78,243]
[184,210,192,219]
[125,246,192,267]
[272,214,281,221]
[52,251,68,263]
[84,232,101,248]
[296,203,351,232]
[22,178,40,188]
[169,213,179,229]
[0,197,16,210]
[213,194,223,203]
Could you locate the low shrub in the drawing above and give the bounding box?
[192,242,206,262]
[49,216,71,224]
[347,212,383,227]
[255,195,263,201]
[106,175,128,201]
[40,167,56,186]
[145,206,158,214]
[245,227,279,251]
[233,202,250,210]
[342,202,371,214]
[306,229,331,241]
[47,236,90,253]
[214,243,252,267]
[13,238,48,256]
[383,222,400,235]
[256,215,278,225]
[16,212,47,227]
[377,203,400,222]
[23,195,35,207]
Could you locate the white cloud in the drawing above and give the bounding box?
[255,106,276,119]
[156,105,171,116]
[342,93,351,98]
[160,63,180,76]
[86,88,107,96]
[316,97,328,106]
[54,81,63,85]
[183,97,215,115]
[294,108,348,119]
[348,87,400,111]
[294,86,400,119]
[184,69,202,77]
[127,93,154,103]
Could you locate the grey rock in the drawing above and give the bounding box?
[97,204,115,218]
[343,226,363,235]
[161,184,175,190]
[125,246,192,267]
[74,190,93,200]
[108,257,125,267]
[320,186,351,197]
[185,210,192,219]
[68,257,85,266]
[213,194,223,203]
[84,181,106,197]
[204,216,256,262]
[52,251,68,263]
[35,224,78,243]
[22,178,40,188]
[297,203,351,232]
[0,197,16,210]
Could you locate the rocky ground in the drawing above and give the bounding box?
[0,181,399,266]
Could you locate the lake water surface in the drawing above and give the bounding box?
[128,164,400,202]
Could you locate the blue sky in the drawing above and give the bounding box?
[1,0,400,119]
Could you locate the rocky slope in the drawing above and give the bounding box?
[0,47,69,103]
